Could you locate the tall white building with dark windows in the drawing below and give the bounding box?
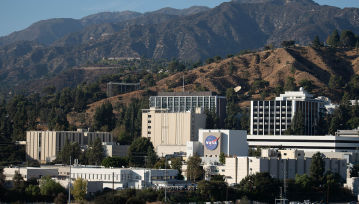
[149,91,226,124]
[250,87,322,136]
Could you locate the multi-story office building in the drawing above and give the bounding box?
[149,91,226,124]
[142,107,206,155]
[26,129,112,163]
[250,87,322,135]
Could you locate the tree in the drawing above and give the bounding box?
[350,164,359,177]
[225,88,240,130]
[219,152,226,164]
[154,158,167,169]
[57,141,82,165]
[102,156,128,168]
[236,172,280,202]
[87,138,104,165]
[93,101,116,131]
[187,155,204,182]
[310,152,325,186]
[145,146,158,168]
[281,40,296,48]
[311,35,322,48]
[295,174,312,190]
[299,79,314,93]
[248,147,262,157]
[170,157,183,180]
[340,30,356,48]
[25,184,41,199]
[290,108,305,135]
[40,176,66,198]
[128,137,155,167]
[72,178,87,202]
[13,171,25,192]
[328,75,343,90]
[284,77,296,91]
[54,192,67,204]
[205,109,220,129]
[197,180,227,201]
[327,29,340,47]
[73,89,87,112]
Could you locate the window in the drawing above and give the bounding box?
[148,131,151,134]
[148,115,152,118]
[148,126,151,129]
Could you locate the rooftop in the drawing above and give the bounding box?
[156,91,216,97]
[275,87,314,101]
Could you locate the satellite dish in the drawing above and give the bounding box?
[234,86,242,92]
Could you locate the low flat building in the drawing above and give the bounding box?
[26,129,112,163]
[70,166,178,189]
[3,167,58,181]
[247,134,359,152]
[218,156,347,185]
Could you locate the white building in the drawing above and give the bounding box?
[149,91,226,123]
[250,87,322,135]
[142,107,206,156]
[3,167,58,181]
[190,129,248,164]
[218,156,347,185]
[26,129,112,163]
[70,166,178,189]
[247,134,359,152]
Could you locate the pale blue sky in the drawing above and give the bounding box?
[0,0,359,37]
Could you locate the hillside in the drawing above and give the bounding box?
[2,0,359,95]
[0,6,209,47]
[67,46,359,127]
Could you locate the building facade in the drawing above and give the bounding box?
[149,91,226,124]
[141,107,206,155]
[247,134,359,152]
[70,167,178,189]
[26,130,112,163]
[219,156,347,185]
[250,88,322,135]
[195,129,248,163]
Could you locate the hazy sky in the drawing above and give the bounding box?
[1,0,359,37]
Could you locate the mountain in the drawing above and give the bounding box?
[148,6,210,16]
[2,0,359,94]
[46,0,359,60]
[0,6,209,47]
[0,18,84,46]
[80,11,142,26]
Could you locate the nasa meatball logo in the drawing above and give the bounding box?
[205,135,220,151]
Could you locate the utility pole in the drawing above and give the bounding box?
[68,156,71,204]
[165,155,167,203]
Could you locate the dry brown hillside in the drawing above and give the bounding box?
[154,47,359,98]
[68,46,359,127]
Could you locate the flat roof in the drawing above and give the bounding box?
[156,91,216,97]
